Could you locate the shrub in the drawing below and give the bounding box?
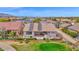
[43,38,46,40]
[33,18,41,23]
[25,39,30,43]
[16,38,24,40]
[27,36,37,40]
[62,28,77,38]
[33,38,37,40]
[16,38,24,43]
[8,31,16,37]
[43,38,50,42]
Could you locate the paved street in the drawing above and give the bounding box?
[0,42,16,51]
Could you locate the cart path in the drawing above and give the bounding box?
[0,42,16,51]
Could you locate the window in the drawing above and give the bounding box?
[26,32,32,35]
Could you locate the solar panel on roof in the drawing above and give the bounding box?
[38,22,42,31]
[29,22,34,31]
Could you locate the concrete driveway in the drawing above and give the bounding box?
[0,42,16,51]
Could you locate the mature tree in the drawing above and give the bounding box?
[55,18,62,28]
[33,18,41,23]
[75,18,79,23]
[9,31,16,38]
[22,17,29,20]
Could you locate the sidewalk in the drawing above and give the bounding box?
[0,42,16,51]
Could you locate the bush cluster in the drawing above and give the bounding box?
[62,28,77,38]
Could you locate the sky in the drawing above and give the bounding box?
[0,7,79,17]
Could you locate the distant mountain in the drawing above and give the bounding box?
[0,13,17,18]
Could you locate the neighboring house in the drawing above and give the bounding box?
[61,19,72,23]
[45,19,53,23]
[40,19,56,24]
[68,23,79,32]
[68,24,79,41]
[14,19,32,23]
[60,23,71,29]
[23,22,62,39]
[8,17,21,21]
[0,21,24,36]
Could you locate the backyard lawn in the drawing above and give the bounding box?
[39,43,71,51]
[11,40,72,51]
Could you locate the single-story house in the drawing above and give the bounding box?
[68,23,79,32]
[14,19,32,23]
[23,22,62,39]
[68,23,79,40]
[61,19,72,23]
[60,23,71,29]
[0,21,24,36]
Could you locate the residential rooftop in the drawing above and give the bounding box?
[23,22,56,32]
[0,21,23,31]
[68,23,79,32]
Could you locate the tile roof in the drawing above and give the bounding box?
[0,21,23,31]
[23,23,30,31]
[60,23,71,28]
[33,23,38,31]
[68,23,79,32]
[41,22,56,31]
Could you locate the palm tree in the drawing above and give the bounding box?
[55,17,62,28]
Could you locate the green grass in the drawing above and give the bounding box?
[11,42,72,51]
[39,43,71,51]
